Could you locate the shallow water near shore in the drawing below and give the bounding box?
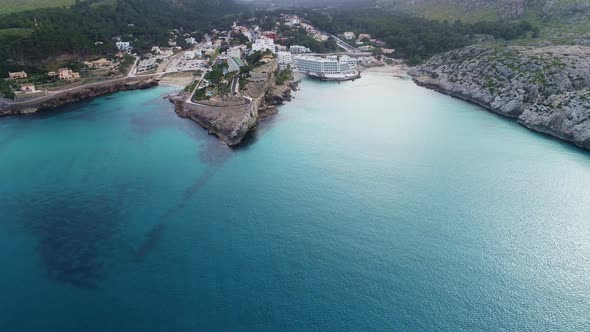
[1,73,590,331]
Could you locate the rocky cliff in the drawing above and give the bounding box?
[243,60,294,113]
[173,95,260,146]
[0,78,158,116]
[172,60,295,146]
[410,45,590,149]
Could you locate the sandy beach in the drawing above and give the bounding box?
[361,64,410,78]
[159,72,196,87]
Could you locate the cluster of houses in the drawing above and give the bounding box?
[252,37,276,53]
[138,44,181,74]
[282,15,301,27]
[279,14,328,42]
[357,56,386,67]
[5,71,45,100]
[5,67,82,100]
[342,32,388,50]
[137,58,158,73]
[300,22,330,42]
[232,24,255,42]
[83,58,114,69]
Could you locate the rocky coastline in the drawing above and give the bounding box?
[0,77,159,116]
[170,60,298,146]
[409,45,590,150]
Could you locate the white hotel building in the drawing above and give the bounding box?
[294,55,358,77]
[251,37,276,53]
[277,51,293,70]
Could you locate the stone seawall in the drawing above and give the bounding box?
[0,77,158,116]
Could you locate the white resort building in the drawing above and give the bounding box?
[294,55,358,80]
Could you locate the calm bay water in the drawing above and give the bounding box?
[1,73,589,331]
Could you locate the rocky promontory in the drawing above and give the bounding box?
[410,45,590,149]
[172,60,296,146]
[0,77,158,116]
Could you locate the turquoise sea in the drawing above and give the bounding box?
[1,73,589,331]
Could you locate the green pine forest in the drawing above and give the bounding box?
[1,0,538,76]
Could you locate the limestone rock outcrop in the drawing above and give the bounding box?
[410,45,590,149]
[172,60,296,146]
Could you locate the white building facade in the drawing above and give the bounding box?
[277,51,293,70]
[184,51,197,60]
[137,58,157,73]
[343,32,355,40]
[294,55,357,76]
[116,41,132,52]
[289,45,311,54]
[251,37,276,53]
[227,46,242,58]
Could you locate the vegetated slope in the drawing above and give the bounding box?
[0,0,231,14]
[0,0,238,74]
[307,8,536,63]
[378,0,590,23]
[0,0,77,15]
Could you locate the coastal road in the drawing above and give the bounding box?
[329,34,358,53]
[307,52,372,57]
[187,56,219,103]
[127,56,139,77]
[249,28,258,41]
[314,29,358,53]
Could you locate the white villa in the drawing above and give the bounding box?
[343,32,355,40]
[289,45,311,54]
[20,83,36,93]
[184,51,197,60]
[137,58,157,73]
[227,46,242,58]
[116,41,132,52]
[58,68,81,80]
[8,71,28,79]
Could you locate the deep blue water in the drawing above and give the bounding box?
[1,74,589,331]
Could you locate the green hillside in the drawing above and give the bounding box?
[378,0,590,24]
[0,0,239,75]
[0,0,77,14]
